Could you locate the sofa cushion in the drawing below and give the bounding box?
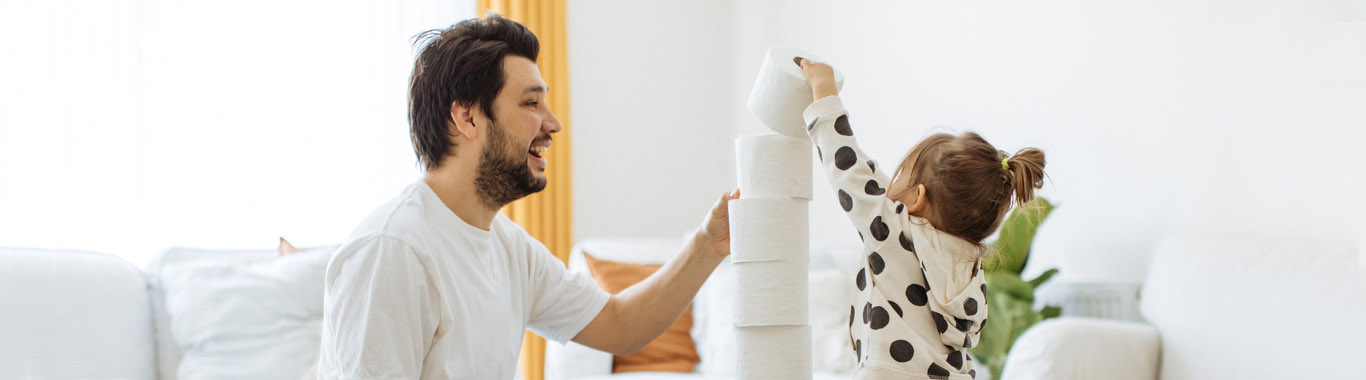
[0,248,156,379]
[156,244,336,380]
[584,253,700,373]
[148,246,279,380]
[1141,236,1364,380]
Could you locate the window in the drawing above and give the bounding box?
[0,0,472,265]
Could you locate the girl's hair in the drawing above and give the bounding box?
[888,132,1046,243]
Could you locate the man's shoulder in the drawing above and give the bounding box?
[490,213,544,251]
[348,185,433,241]
[330,233,427,268]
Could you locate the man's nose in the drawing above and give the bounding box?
[543,108,563,134]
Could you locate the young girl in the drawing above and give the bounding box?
[797,58,1045,380]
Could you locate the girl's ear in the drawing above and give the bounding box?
[905,184,930,217]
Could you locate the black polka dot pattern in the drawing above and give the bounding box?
[905,284,928,306]
[807,118,818,131]
[812,104,993,378]
[869,306,890,330]
[928,363,951,379]
[856,268,867,291]
[868,252,885,275]
[834,146,857,170]
[834,115,853,136]
[817,146,823,161]
[864,179,885,195]
[869,216,889,241]
[955,317,974,332]
[932,312,948,334]
[889,340,915,362]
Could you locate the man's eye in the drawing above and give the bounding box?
[525,101,539,107]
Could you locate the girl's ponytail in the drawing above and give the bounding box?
[1003,148,1046,205]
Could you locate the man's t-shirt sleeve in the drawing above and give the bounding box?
[522,237,611,344]
[319,235,440,379]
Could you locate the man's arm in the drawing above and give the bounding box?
[571,189,738,355]
[319,235,438,378]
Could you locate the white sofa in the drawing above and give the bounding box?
[546,238,862,380]
[0,245,332,380]
[1000,236,1366,380]
[1,247,158,379]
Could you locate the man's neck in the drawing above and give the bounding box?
[424,166,498,231]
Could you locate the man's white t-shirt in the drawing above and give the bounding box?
[318,181,611,379]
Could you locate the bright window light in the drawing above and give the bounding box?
[0,0,474,266]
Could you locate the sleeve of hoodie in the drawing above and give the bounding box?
[803,95,989,350]
[801,95,900,244]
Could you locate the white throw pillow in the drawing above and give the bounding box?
[161,245,335,380]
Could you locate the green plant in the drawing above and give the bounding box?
[970,198,1061,380]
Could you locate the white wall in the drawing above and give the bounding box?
[568,0,739,240]
[569,0,1365,282]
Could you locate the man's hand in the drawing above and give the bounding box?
[573,188,740,355]
[796,58,838,100]
[694,188,740,262]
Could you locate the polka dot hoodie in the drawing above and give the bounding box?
[803,96,988,380]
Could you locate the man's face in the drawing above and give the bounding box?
[473,55,562,209]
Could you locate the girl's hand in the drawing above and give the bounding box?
[796,57,838,100]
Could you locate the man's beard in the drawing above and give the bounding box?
[474,119,546,210]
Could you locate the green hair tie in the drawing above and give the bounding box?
[1001,157,1010,172]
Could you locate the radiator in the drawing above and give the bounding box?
[1033,282,1143,321]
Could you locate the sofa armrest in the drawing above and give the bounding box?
[545,340,614,380]
[1000,317,1159,380]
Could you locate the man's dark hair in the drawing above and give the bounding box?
[409,13,539,171]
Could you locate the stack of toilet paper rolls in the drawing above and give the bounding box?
[728,45,842,380]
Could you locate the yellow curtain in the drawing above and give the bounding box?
[475,1,572,380]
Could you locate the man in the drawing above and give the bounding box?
[316,14,738,379]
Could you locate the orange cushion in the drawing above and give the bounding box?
[583,253,700,373]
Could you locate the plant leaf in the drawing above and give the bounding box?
[972,290,1025,380]
[987,198,1054,274]
[1040,305,1062,319]
[986,272,1035,303]
[1026,268,1059,288]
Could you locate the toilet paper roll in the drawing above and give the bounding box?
[736,133,813,200]
[733,261,809,327]
[728,198,809,263]
[746,45,845,139]
[737,325,813,380]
